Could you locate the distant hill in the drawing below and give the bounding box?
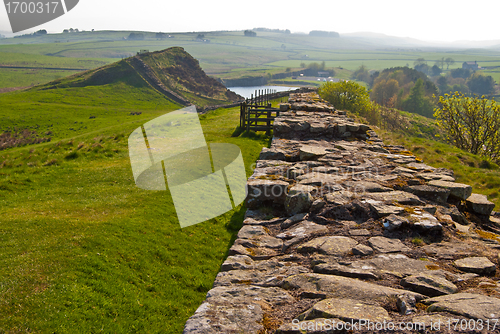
[37,47,242,107]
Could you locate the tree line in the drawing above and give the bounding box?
[319,67,500,162]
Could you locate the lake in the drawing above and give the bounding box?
[227,85,299,99]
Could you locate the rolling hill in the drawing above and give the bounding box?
[36,46,242,108]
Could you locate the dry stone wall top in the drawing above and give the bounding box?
[184,92,500,334]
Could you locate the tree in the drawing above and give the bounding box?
[436,76,450,93]
[352,65,370,83]
[435,57,444,70]
[450,68,471,79]
[128,32,144,40]
[244,30,256,37]
[414,58,426,67]
[401,79,435,118]
[431,65,441,76]
[467,74,496,96]
[445,57,455,70]
[371,79,399,106]
[434,93,500,160]
[414,63,430,75]
[318,80,371,114]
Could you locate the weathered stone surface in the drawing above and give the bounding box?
[349,254,437,278]
[259,147,286,161]
[401,274,458,297]
[421,205,438,214]
[349,229,371,236]
[288,184,317,196]
[229,243,280,258]
[404,184,450,203]
[405,162,436,171]
[428,180,472,200]
[417,173,455,182]
[220,255,254,271]
[310,198,326,212]
[364,199,405,218]
[285,191,313,215]
[409,212,443,232]
[351,244,374,256]
[392,166,417,175]
[246,178,289,206]
[298,173,346,186]
[397,293,417,315]
[184,285,296,334]
[423,293,500,320]
[299,145,328,161]
[466,193,495,216]
[382,214,409,231]
[243,216,285,226]
[364,191,423,205]
[281,213,308,229]
[343,181,391,193]
[283,273,423,303]
[453,256,497,275]
[237,225,269,239]
[368,236,410,253]
[320,200,375,223]
[313,263,378,280]
[312,166,340,174]
[276,220,328,240]
[206,285,296,305]
[235,234,283,249]
[299,298,391,322]
[325,190,354,206]
[214,261,309,287]
[438,206,468,225]
[421,241,478,260]
[183,299,264,334]
[298,236,358,255]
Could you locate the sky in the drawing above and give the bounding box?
[1,0,499,43]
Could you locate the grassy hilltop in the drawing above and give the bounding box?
[0,47,269,333]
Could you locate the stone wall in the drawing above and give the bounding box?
[184,93,500,333]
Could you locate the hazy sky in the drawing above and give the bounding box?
[1,0,498,42]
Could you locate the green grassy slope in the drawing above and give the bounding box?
[0,104,270,333]
[0,50,273,331]
[0,47,241,143]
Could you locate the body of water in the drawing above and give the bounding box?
[227,85,298,99]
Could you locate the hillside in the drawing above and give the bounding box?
[0,48,271,332]
[36,46,242,108]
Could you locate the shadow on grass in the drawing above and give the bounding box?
[222,204,247,258]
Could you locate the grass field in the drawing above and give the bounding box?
[2,30,500,88]
[0,76,275,332]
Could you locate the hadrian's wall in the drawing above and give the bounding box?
[184,92,500,334]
